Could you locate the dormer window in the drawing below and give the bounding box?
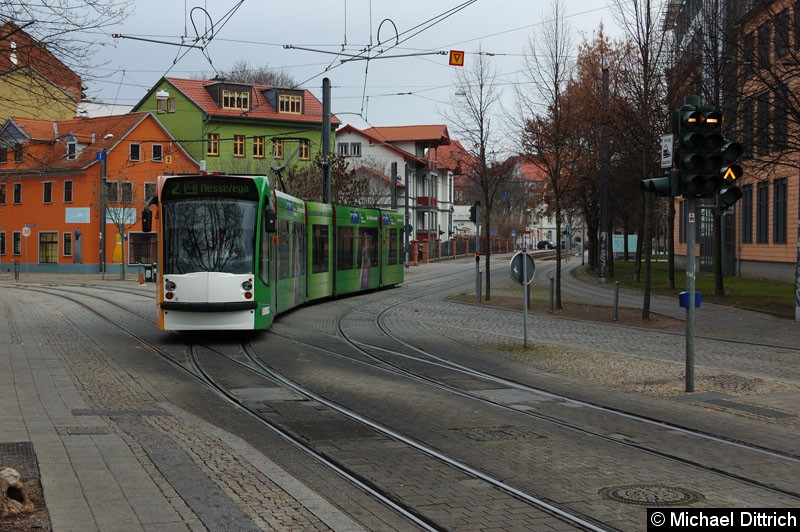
[278,94,302,114]
[67,141,76,160]
[222,89,250,111]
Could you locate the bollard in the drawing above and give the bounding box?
[613,281,619,321]
[549,275,554,312]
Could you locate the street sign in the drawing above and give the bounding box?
[21,227,31,237]
[449,50,465,66]
[661,134,674,168]
[510,252,535,285]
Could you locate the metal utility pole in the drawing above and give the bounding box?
[599,67,609,283]
[322,77,331,204]
[685,198,697,392]
[99,145,109,278]
[404,164,410,266]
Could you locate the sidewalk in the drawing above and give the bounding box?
[0,281,364,532]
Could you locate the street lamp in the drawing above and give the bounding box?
[99,133,113,277]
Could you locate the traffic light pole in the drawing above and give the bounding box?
[685,197,697,392]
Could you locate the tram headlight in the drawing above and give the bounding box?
[165,280,177,291]
[241,280,253,291]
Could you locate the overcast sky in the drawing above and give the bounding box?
[86,0,623,132]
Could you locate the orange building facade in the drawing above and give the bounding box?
[0,112,199,273]
[730,0,800,283]
[666,0,799,284]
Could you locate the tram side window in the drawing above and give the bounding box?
[357,228,379,268]
[260,208,271,285]
[312,224,329,273]
[293,222,306,276]
[337,226,354,270]
[278,221,306,279]
[388,228,399,265]
[278,220,290,279]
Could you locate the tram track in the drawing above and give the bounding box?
[13,268,800,530]
[265,267,800,519]
[23,283,607,530]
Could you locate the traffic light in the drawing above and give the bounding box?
[718,138,744,211]
[469,202,479,223]
[677,100,724,197]
[641,171,680,197]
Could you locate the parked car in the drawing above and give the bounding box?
[537,240,556,249]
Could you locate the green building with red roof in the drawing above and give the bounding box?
[133,77,339,175]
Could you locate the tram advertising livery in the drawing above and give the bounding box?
[142,173,404,331]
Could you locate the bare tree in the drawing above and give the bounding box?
[200,59,297,87]
[442,46,508,301]
[514,0,581,309]
[104,172,138,280]
[612,0,671,319]
[1,1,133,109]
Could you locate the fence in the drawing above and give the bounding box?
[409,237,511,266]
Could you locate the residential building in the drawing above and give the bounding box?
[664,0,798,283]
[132,77,339,176]
[336,124,454,243]
[0,22,82,121]
[0,113,199,273]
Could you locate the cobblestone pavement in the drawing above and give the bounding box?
[400,256,800,429]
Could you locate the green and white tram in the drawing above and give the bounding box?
[142,173,404,331]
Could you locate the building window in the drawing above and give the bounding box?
[152,144,163,161]
[742,32,755,76]
[13,183,21,204]
[742,99,754,158]
[158,97,175,113]
[13,232,21,255]
[144,182,156,203]
[0,183,5,205]
[222,89,250,111]
[129,143,141,161]
[741,185,753,244]
[43,182,53,204]
[67,141,76,160]
[278,94,302,114]
[253,136,265,158]
[0,146,6,163]
[64,180,73,203]
[757,21,771,68]
[273,138,284,159]
[773,178,787,244]
[0,232,5,255]
[794,0,800,48]
[337,143,349,157]
[299,139,310,160]
[233,135,246,157]
[120,182,133,203]
[207,133,219,156]
[128,233,158,264]
[63,232,73,257]
[350,142,361,157]
[14,143,22,162]
[756,94,771,156]
[756,181,769,243]
[774,86,788,150]
[39,232,58,263]
[106,181,119,202]
[775,9,790,59]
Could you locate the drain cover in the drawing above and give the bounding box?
[600,484,703,506]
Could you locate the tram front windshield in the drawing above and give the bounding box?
[162,178,258,275]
